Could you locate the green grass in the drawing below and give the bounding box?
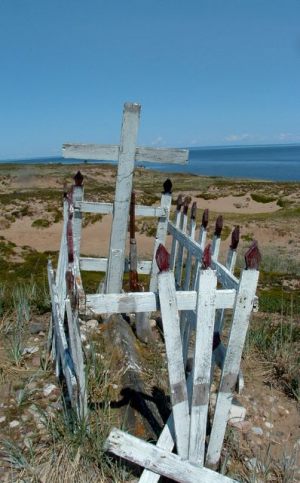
[250,193,277,203]
[246,316,300,401]
[32,218,51,228]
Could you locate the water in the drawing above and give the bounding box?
[1,144,300,181]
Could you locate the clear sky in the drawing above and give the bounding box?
[0,0,300,159]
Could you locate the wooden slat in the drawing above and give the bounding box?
[76,200,166,218]
[174,209,188,287]
[79,257,152,274]
[169,210,182,270]
[189,269,217,465]
[105,103,141,293]
[105,428,236,483]
[65,299,87,419]
[168,222,239,290]
[206,269,260,467]
[85,289,236,314]
[63,144,188,165]
[72,185,84,257]
[149,192,172,292]
[47,262,77,406]
[158,271,189,459]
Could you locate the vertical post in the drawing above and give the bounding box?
[183,202,197,291]
[72,171,84,259]
[149,179,173,292]
[211,215,223,261]
[106,103,141,293]
[189,267,217,465]
[174,197,191,287]
[157,245,190,459]
[190,209,209,291]
[170,195,184,270]
[206,243,260,468]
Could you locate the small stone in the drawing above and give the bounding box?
[0,416,6,424]
[228,420,251,432]
[81,333,87,343]
[228,399,246,423]
[9,420,20,429]
[43,384,57,397]
[39,331,45,337]
[149,319,156,328]
[22,346,39,356]
[265,422,274,429]
[251,426,263,436]
[21,415,29,423]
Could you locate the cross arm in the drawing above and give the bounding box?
[62,143,188,165]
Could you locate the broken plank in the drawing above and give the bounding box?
[105,428,236,483]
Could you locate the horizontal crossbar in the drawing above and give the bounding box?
[75,201,166,217]
[168,222,239,290]
[63,143,188,165]
[80,257,152,274]
[85,288,236,314]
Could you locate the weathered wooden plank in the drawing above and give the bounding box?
[168,222,239,289]
[65,299,87,420]
[63,143,188,165]
[56,199,69,320]
[158,271,189,459]
[174,205,188,287]
[47,262,77,406]
[79,256,152,274]
[206,268,260,467]
[169,200,183,270]
[105,428,236,483]
[105,103,141,293]
[85,289,236,314]
[72,185,84,257]
[149,191,172,292]
[189,269,217,465]
[76,200,166,218]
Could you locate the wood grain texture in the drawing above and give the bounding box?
[168,222,239,290]
[105,428,236,483]
[158,271,190,459]
[106,104,141,293]
[76,200,166,217]
[149,192,172,292]
[79,256,152,274]
[63,143,188,165]
[189,269,217,465]
[206,269,259,467]
[85,289,236,314]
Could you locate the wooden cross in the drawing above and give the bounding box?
[62,102,188,293]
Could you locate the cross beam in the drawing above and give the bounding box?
[62,102,189,293]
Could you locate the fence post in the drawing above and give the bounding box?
[174,196,191,287]
[149,179,173,292]
[157,245,190,459]
[72,171,84,259]
[170,195,183,270]
[189,264,217,465]
[105,103,141,293]
[206,242,261,468]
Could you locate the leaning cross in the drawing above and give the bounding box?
[62,102,188,293]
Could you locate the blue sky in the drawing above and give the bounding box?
[0,0,300,159]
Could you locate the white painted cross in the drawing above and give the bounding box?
[62,102,188,293]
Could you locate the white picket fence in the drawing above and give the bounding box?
[47,102,261,482]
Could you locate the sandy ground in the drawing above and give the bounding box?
[0,193,282,260]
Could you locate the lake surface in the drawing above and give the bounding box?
[1,144,300,181]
